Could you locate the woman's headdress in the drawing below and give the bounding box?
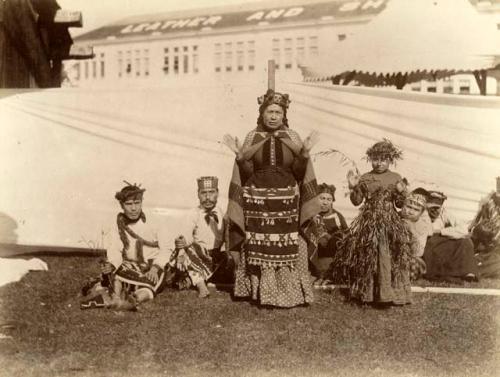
[365,138,403,163]
[318,183,336,201]
[257,89,291,111]
[405,189,428,209]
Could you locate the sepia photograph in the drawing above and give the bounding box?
[0,0,499,376]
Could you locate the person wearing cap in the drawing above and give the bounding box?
[81,182,171,309]
[169,176,231,298]
[400,189,433,280]
[422,190,478,281]
[308,183,348,287]
[223,89,320,308]
[469,177,500,278]
[334,139,412,306]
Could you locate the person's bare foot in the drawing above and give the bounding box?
[196,281,210,298]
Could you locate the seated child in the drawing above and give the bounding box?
[309,183,348,286]
[400,189,433,280]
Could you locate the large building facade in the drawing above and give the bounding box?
[67,0,388,87]
[68,0,499,94]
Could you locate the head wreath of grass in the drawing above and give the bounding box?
[365,138,403,163]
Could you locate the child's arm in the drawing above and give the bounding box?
[347,170,364,206]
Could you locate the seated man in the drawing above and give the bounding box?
[308,183,348,286]
[400,188,433,280]
[422,190,478,281]
[470,177,500,278]
[81,182,171,309]
[169,176,232,298]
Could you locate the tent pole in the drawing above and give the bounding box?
[268,60,275,91]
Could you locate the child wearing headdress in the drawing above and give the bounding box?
[400,188,434,280]
[309,183,348,286]
[333,139,413,306]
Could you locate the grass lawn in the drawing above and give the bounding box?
[0,256,499,377]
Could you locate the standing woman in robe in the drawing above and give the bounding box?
[223,89,320,308]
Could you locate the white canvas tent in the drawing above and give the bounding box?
[302,0,500,92]
[0,82,499,250]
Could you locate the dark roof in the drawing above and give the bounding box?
[74,0,388,42]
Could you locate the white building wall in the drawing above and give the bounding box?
[65,19,364,88]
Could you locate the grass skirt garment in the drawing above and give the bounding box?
[332,189,413,304]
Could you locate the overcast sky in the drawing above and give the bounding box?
[58,0,256,36]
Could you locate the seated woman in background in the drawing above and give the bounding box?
[309,183,348,287]
[469,178,500,278]
[422,190,478,282]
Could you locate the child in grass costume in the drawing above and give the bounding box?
[333,140,413,305]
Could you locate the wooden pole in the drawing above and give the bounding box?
[268,59,275,91]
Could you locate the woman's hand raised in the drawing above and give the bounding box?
[222,134,243,159]
[303,131,319,152]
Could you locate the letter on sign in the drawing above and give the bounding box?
[283,7,304,17]
[246,11,264,21]
[339,2,360,12]
[265,9,285,19]
[203,15,222,26]
[120,24,134,34]
[361,0,384,10]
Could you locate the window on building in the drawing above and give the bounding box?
[100,61,105,78]
[237,51,244,71]
[215,53,222,72]
[214,43,222,72]
[225,42,233,72]
[192,45,199,73]
[427,86,436,93]
[173,55,179,74]
[164,57,169,75]
[459,79,470,94]
[84,61,89,79]
[236,42,244,71]
[272,38,280,69]
[225,51,232,72]
[126,51,131,76]
[183,46,188,52]
[284,38,292,69]
[411,86,421,92]
[75,63,80,80]
[174,47,178,53]
[247,41,255,71]
[193,53,199,73]
[309,36,319,58]
[142,50,149,76]
[163,48,169,74]
[183,54,189,73]
[296,37,305,63]
[118,51,122,77]
[135,50,141,76]
[338,34,346,41]
[92,61,97,78]
[443,77,453,94]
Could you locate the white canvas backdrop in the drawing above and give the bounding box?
[0,81,498,248]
